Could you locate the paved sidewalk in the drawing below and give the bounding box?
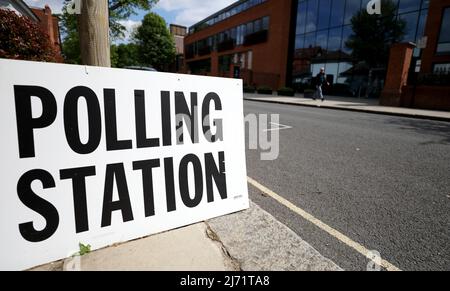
[30,223,238,271]
[244,93,450,122]
[30,201,341,271]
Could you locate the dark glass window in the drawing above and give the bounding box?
[296,1,308,34]
[344,0,361,25]
[262,16,270,30]
[398,0,421,14]
[437,7,450,54]
[421,0,429,9]
[295,34,305,49]
[399,12,419,42]
[317,0,331,30]
[306,0,319,33]
[254,19,262,32]
[341,25,353,55]
[247,22,254,35]
[327,27,342,52]
[316,30,328,50]
[305,32,316,48]
[330,0,345,27]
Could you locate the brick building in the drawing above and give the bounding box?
[184,0,450,110]
[0,0,62,61]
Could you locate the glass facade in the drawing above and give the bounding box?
[437,7,450,54]
[186,16,270,60]
[189,0,268,34]
[292,0,429,97]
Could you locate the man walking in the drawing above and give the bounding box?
[313,67,329,101]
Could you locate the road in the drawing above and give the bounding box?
[244,100,450,271]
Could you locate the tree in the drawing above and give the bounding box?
[60,0,158,64]
[345,0,406,68]
[0,9,59,62]
[111,43,140,68]
[133,12,176,71]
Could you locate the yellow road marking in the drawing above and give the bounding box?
[247,176,401,271]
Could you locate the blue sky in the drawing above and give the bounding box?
[24,0,236,42]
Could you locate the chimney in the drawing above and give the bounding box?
[44,5,55,45]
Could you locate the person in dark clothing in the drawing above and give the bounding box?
[313,67,329,101]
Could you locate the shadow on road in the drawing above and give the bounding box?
[387,118,450,145]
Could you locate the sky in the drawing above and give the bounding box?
[24,0,236,42]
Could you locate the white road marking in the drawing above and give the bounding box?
[247,176,402,271]
[263,122,293,132]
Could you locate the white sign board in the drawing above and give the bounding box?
[0,59,249,270]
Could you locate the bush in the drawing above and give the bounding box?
[277,87,295,96]
[0,9,59,62]
[257,86,273,95]
[243,85,256,93]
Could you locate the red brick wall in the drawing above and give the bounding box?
[31,5,63,62]
[184,0,293,89]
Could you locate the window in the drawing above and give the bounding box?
[306,0,319,33]
[296,1,307,34]
[398,0,421,14]
[437,7,450,54]
[262,16,270,30]
[295,34,305,50]
[327,27,342,53]
[316,30,328,51]
[317,0,331,30]
[330,0,345,27]
[341,25,352,55]
[399,12,419,42]
[246,22,254,35]
[254,19,261,32]
[305,32,316,48]
[344,0,361,25]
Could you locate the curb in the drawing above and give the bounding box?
[244,98,450,123]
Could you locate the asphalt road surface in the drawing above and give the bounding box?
[244,100,450,271]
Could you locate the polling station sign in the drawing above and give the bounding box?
[0,59,249,270]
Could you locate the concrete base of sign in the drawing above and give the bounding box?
[29,223,238,271]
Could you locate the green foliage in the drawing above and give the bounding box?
[109,0,158,40]
[277,87,295,96]
[60,0,158,64]
[0,9,59,62]
[345,0,406,68]
[257,86,273,95]
[111,43,140,68]
[78,243,91,256]
[133,12,176,71]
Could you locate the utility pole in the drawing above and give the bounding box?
[78,0,111,67]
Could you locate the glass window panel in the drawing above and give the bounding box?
[341,25,353,55]
[254,19,262,32]
[330,0,345,27]
[337,62,352,84]
[325,62,339,83]
[344,0,361,25]
[247,22,254,35]
[296,1,308,34]
[438,7,450,43]
[305,32,316,48]
[306,0,319,33]
[295,34,305,49]
[399,12,419,42]
[316,30,328,50]
[317,0,331,30]
[398,0,421,14]
[415,9,427,41]
[327,27,342,52]
[262,16,270,30]
[421,0,429,9]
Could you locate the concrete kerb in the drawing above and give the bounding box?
[244,97,450,123]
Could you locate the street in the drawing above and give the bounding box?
[245,100,450,271]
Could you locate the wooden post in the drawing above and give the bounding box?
[78,0,110,67]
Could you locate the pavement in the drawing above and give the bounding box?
[245,100,450,271]
[244,93,450,122]
[30,201,341,271]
